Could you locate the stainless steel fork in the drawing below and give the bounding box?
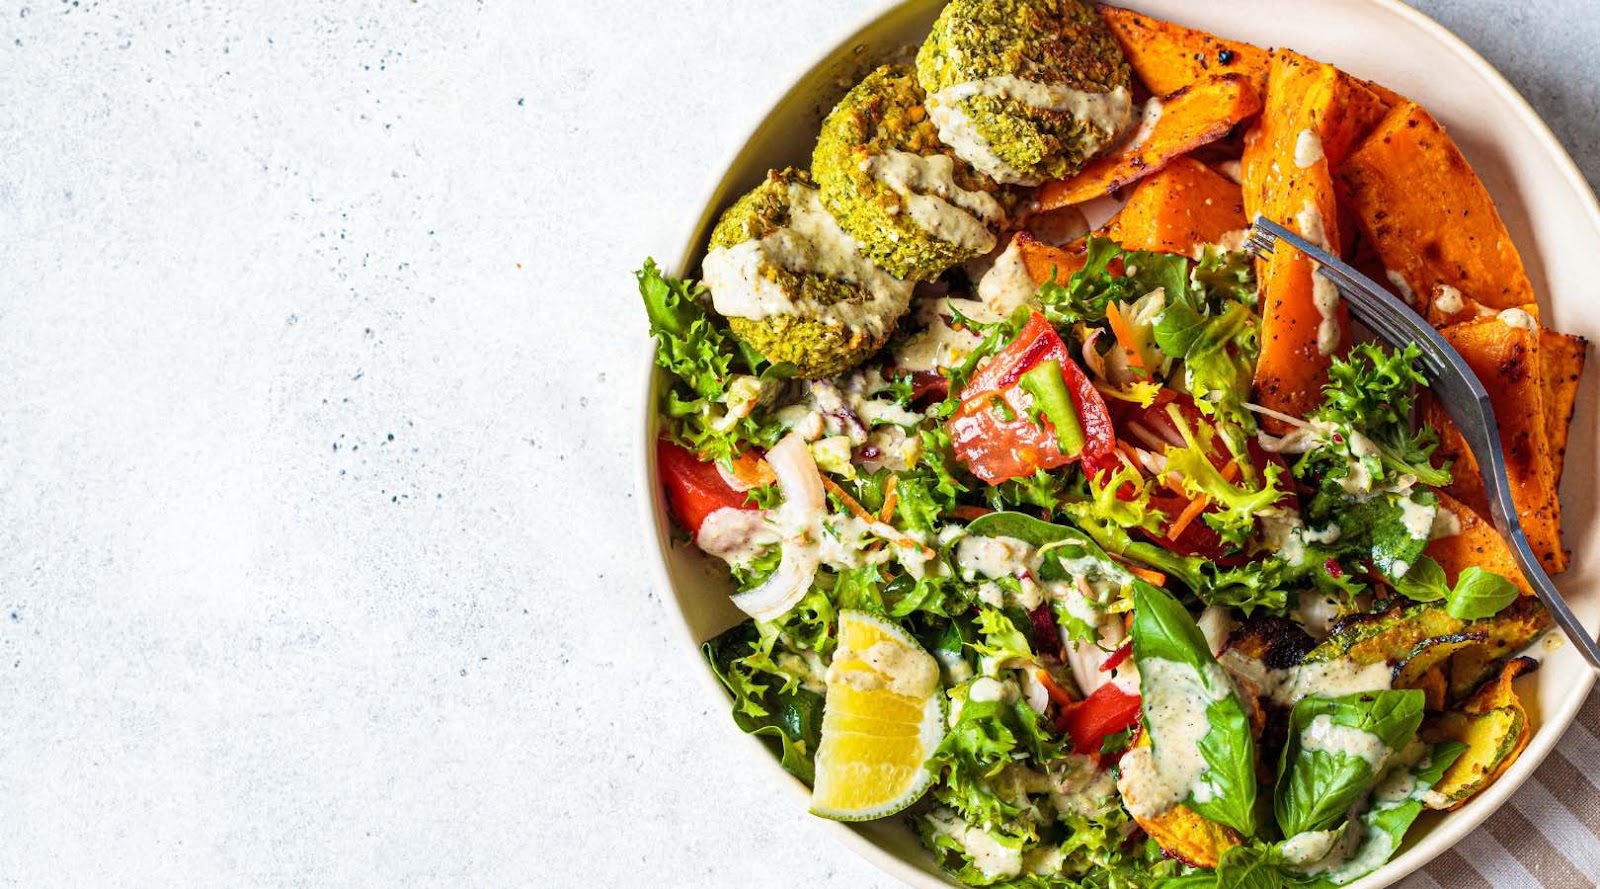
[1245,215,1600,671]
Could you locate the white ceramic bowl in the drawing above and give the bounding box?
[637,2,1600,886]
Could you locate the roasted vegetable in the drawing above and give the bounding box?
[1435,316,1564,573]
[1421,657,1537,809]
[1104,157,1246,256]
[1304,597,1548,670]
[1340,102,1536,313]
[1223,615,1316,669]
[1126,733,1242,868]
[1393,632,1484,694]
[1096,4,1270,97]
[1036,73,1263,209]
[1540,329,1588,487]
[1241,50,1388,426]
[1424,489,1532,597]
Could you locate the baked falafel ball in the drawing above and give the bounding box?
[701,168,915,378]
[916,0,1134,186]
[813,64,1008,282]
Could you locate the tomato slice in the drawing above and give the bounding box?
[657,439,756,535]
[1056,682,1142,758]
[948,311,1116,485]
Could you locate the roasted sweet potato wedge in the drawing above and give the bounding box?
[1104,157,1245,255]
[1436,316,1564,573]
[1340,103,1536,313]
[1096,5,1270,97]
[1540,329,1588,487]
[1036,73,1262,210]
[1241,51,1389,427]
[1424,489,1533,597]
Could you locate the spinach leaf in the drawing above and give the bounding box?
[1445,567,1521,619]
[1334,491,1434,584]
[1132,583,1259,836]
[1275,690,1425,837]
[703,621,824,784]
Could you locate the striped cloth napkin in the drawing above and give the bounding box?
[1399,691,1600,888]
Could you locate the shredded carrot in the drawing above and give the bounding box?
[726,451,776,489]
[1168,493,1211,540]
[1221,461,1241,484]
[1162,473,1189,497]
[1035,669,1079,708]
[819,475,876,524]
[1104,302,1148,373]
[1116,440,1143,464]
[879,474,900,524]
[1110,555,1167,587]
[952,505,993,522]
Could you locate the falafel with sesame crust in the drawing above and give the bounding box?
[917,0,1134,186]
[700,168,915,378]
[813,64,1008,282]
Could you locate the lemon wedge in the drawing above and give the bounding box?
[810,610,946,821]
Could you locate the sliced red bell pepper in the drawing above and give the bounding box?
[948,311,1116,485]
[1056,682,1142,758]
[657,438,755,535]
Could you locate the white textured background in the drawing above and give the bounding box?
[1,2,1595,886]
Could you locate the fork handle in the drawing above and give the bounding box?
[1466,392,1600,671]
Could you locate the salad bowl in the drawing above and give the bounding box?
[638,1,1600,886]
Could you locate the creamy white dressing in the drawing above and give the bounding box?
[1430,506,1462,540]
[1291,741,1441,883]
[1206,228,1251,254]
[1118,657,1233,818]
[1218,650,1393,707]
[926,77,1134,185]
[889,297,985,369]
[867,149,1003,253]
[956,535,1034,581]
[1280,829,1342,867]
[1498,307,1537,331]
[828,638,940,698]
[1048,753,1120,820]
[1126,97,1164,150]
[1384,269,1415,304]
[1432,283,1465,315]
[1397,495,1437,541]
[1301,714,1390,773]
[977,236,1042,318]
[1294,128,1325,169]
[701,182,913,336]
[696,507,780,566]
[1295,201,1342,356]
[1260,508,1341,568]
[924,809,1023,879]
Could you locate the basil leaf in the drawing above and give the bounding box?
[1446,567,1520,619]
[1132,583,1259,836]
[1392,555,1448,603]
[1275,690,1425,837]
[1297,741,1466,887]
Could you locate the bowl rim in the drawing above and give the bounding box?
[633,2,1600,886]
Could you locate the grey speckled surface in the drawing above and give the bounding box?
[0,2,1594,887]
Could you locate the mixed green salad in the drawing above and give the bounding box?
[638,2,1556,885]
[640,239,1544,887]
